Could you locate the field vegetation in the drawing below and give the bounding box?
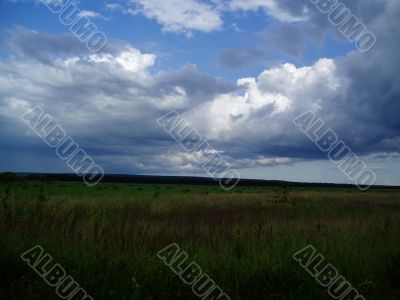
[1,177,399,299]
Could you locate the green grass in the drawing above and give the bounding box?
[1,181,400,299]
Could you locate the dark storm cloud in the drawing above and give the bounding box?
[152,64,236,105]
[321,0,400,154]
[1,26,134,64]
[257,23,326,59]
[219,0,388,64]
[0,27,240,173]
[218,48,264,69]
[210,0,400,160]
[2,26,88,64]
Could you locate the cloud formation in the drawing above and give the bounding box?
[102,0,307,35]
[1,0,399,182]
[224,0,308,22]
[125,0,223,34]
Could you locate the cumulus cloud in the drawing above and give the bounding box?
[186,58,342,153]
[125,0,223,35]
[0,27,241,173]
[223,0,308,22]
[1,0,400,178]
[103,0,309,35]
[78,10,109,20]
[1,34,285,174]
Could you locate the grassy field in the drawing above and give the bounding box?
[1,181,400,299]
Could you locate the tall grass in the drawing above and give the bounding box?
[0,182,399,299]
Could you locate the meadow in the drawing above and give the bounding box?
[0,179,399,299]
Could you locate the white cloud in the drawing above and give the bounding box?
[105,3,123,11]
[225,0,308,22]
[85,47,156,73]
[1,29,315,173]
[113,150,296,174]
[7,0,308,35]
[120,0,307,35]
[187,58,340,142]
[95,0,308,35]
[78,10,108,20]
[128,0,223,34]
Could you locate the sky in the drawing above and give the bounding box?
[0,0,399,186]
